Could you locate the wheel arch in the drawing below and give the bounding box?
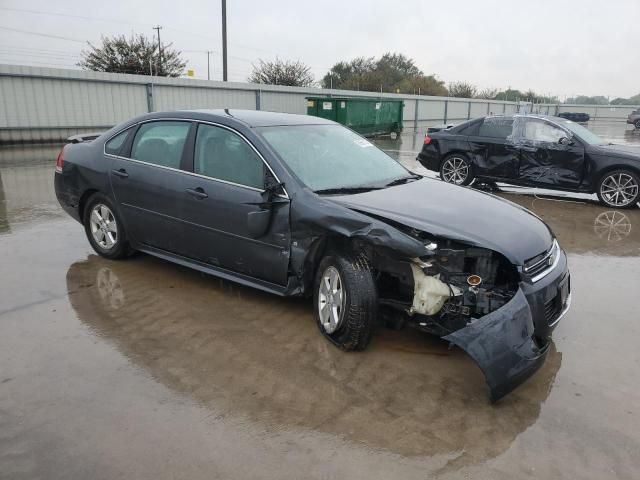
[594,163,640,191]
[298,235,359,297]
[78,188,100,222]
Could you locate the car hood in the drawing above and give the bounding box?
[328,179,553,265]
[591,144,640,160]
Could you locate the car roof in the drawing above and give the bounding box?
[180,109,335,127]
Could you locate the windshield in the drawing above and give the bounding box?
[257,124,410,191]
[554,118,605,145]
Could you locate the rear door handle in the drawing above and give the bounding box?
[186,187,208,199]
[111,168,129,178]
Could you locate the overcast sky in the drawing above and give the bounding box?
[0,0,637,99]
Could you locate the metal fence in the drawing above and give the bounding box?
[0,64,637,144]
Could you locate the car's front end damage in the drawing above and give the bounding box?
[288,178,570,401]
[343,224,571,401]
[374,233,570,402]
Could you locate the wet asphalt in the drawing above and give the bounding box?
[1,120,640,479]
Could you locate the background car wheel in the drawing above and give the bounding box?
[313,252,377,351]
[440,154,475,186]
[635,120,640,129]
[596,170,640,209]
[83,193,132,259]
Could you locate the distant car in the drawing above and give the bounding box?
[557,112,590,123]
[627,109,640,129]
[54,109,570,401]
[418,114,640,208]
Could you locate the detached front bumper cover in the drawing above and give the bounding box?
[444,288,559,402]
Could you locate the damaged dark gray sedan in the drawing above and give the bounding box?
[54,110,571,401]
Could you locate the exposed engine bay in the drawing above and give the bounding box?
[371,233,520,336]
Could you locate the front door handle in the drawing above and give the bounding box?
[111,168,129,178]
[186,187,208,199]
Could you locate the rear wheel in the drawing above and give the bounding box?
[596,170,640,209]
[313,252,377,351]
[83,193,132,259]
[440,154,474,186]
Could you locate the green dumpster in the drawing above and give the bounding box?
[306,97,404,137]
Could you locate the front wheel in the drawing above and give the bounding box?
[596,170,640,209]
[440,154,475,186]
[635,120,640,129]
[313,252,377,351]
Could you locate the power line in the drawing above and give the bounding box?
[0,6,154,28]
[0,25,87,43]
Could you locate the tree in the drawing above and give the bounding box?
[476,87,499,99]
[78,34,185,77]
[448,81,477,98]
[493,88,524,101]
[397,75,448,96]
[248,58,314,87]
[564,95,609,105]
[611,94,640,105]
[321,52,446,95]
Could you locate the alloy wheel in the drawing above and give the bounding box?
[599,173,639,207]
[90,204,118,249]
[318,266,345,334]
[441,157,469,185]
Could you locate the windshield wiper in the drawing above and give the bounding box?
[385,174,422,187]
[314,186,382,195]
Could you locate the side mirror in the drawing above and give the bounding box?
[558,136,573,146]
[247,180,287,239]
[261,179,286,202]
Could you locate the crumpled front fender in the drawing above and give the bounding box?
[443,288,549,402]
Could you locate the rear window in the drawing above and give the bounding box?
[479,117,514,139]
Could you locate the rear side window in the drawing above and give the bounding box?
[458,121,480,135]
[479,117,514,139]
[194,124,265,189]
[105,129,130,155]
[130,121,190,169]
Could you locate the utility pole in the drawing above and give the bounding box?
[206,50,212,80]
[221,0,228,81]
[153,25,163,74]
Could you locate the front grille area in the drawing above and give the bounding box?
[524,240,559,281]
[544,296,560,325]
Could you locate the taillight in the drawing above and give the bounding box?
[56,147,64,173]
[423,134,432,145]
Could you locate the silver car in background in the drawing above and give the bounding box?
[627,109,640,129]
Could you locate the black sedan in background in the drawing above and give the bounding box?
[417,114,640,208]
[54,110,570,400]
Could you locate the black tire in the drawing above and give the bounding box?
[596,169,640,209]
[439,153,475,186]
[635,120,640,129]
[83,193,132,259]
[313,252,377,351]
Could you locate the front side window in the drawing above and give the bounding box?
[257,124,409,191]
[555,118,604,145]
[194,124,265,189]
[523,120,566,143]
[130,121,190,169]
[479,117,514,139]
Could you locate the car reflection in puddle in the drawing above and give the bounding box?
[66,253,562,474]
